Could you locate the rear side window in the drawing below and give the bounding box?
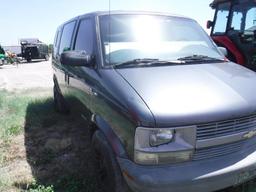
[54,30,59,45]
[74,18,93,54]
[53,29,61,57]
[58,21,76,54]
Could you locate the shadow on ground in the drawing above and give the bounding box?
[15,97,103,192]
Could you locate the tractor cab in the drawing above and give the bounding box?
[208,0,256,71]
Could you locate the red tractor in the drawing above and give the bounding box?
[207,0,256,71]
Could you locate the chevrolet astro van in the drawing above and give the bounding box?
[52,11,256,192]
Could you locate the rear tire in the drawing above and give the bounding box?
[92,131,130,192]
[53,84,69,114]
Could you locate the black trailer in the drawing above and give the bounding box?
[20,38,49,62]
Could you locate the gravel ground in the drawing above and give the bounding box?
[0,60,53,91]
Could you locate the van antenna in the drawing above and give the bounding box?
[108,0,111,64]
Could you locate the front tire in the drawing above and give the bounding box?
[92,131,130,192]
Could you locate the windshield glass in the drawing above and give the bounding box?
[231,2,256,31]
[99,14,223,66]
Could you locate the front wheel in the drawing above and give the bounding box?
[92,131,130,192]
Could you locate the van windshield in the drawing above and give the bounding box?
[99,14,223,66]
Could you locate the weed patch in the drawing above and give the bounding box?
[0,90,32,140]
[26,182,54,192]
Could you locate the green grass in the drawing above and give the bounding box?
[0,90,55,141]
[0,91,32,140]
[26,182,54,192]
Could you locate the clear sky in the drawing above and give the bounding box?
[0,0,214,46]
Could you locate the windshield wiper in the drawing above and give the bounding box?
[114,58,185,68]
[177,55,226,63]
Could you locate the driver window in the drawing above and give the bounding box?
[74,18,93,54]
[245,8,256,31]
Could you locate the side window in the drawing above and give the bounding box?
[74,18,93,54]
[53,29,61,57]
[213,3,230,34]
[245,8,256,30]
[54,31,58,45]
[58,21,76,55]
[231,12,243,30]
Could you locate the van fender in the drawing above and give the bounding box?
[92,114,128,159]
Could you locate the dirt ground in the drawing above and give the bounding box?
[0,60,53,91]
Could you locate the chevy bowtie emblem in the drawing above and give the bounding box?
[243,130,256,139]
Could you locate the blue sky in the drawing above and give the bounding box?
[0,0,214,45]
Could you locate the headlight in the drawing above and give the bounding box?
[149,129,174,147]
[134,126,196,165]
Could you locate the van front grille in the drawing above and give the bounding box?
[197,114,256,140]
[193,140,247,161]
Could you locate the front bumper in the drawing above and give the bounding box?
[118,149,256,192]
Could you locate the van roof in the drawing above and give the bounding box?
[80,10,190,19]
[59,11,192,27]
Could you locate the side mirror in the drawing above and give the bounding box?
[218,47,228,57]
[206,20,213,29]
[60,50,94,67]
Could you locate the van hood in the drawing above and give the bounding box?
[116,62,256,127]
